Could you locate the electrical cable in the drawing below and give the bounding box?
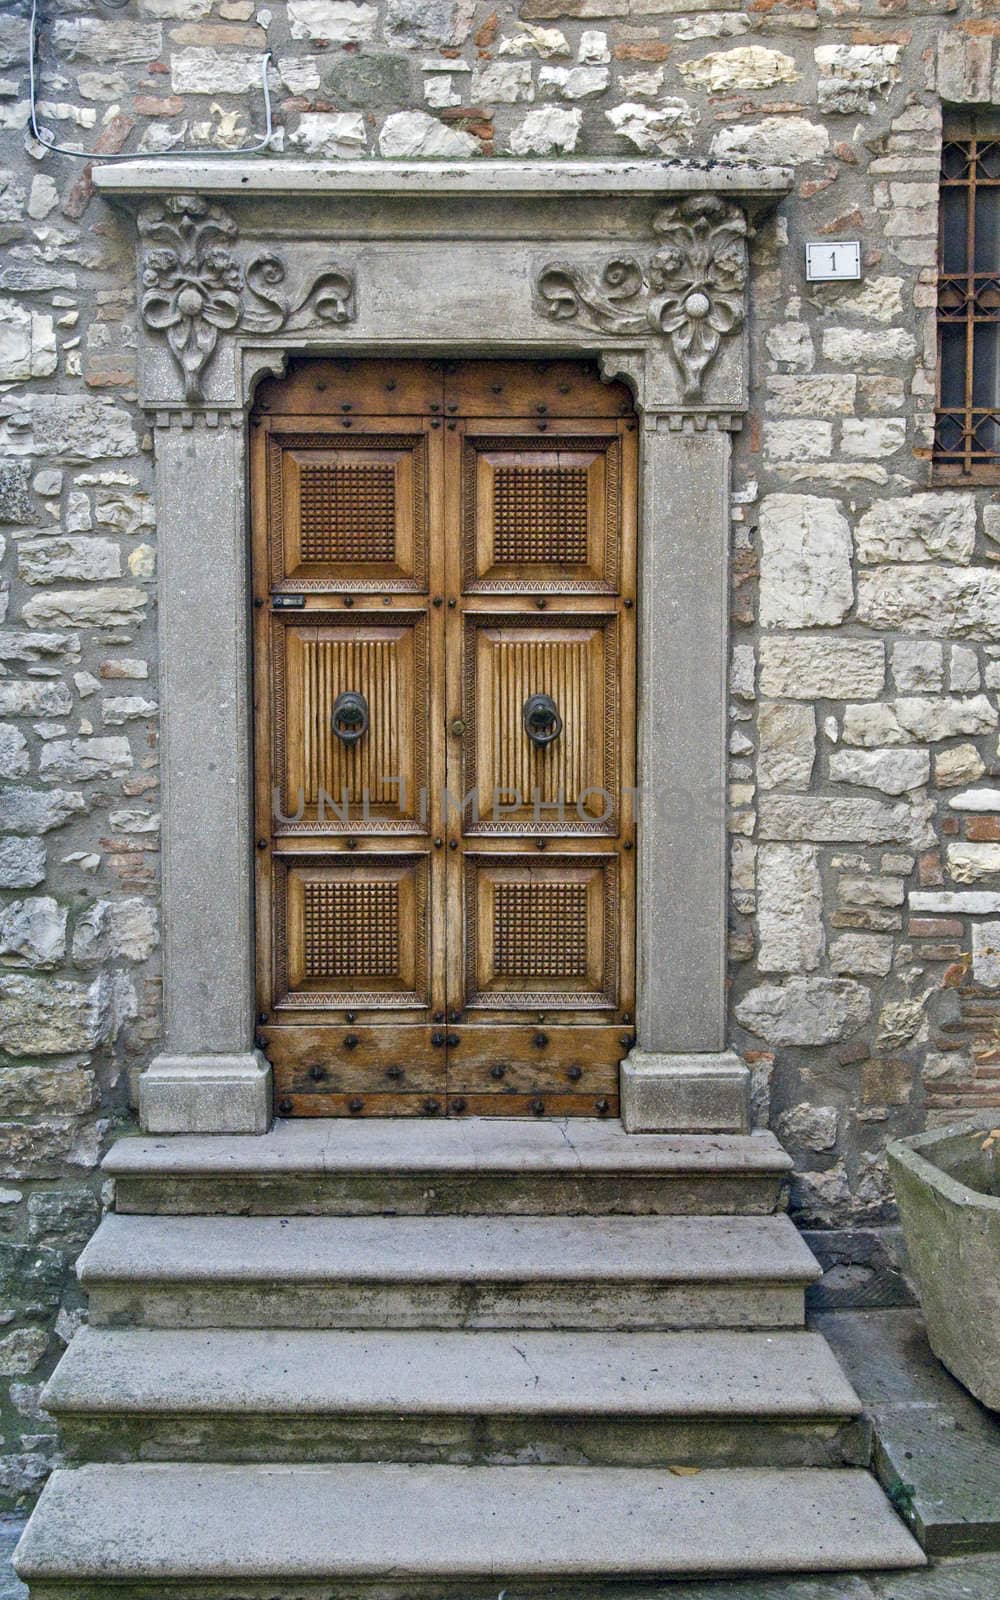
[28,0,275,161]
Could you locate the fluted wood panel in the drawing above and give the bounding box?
[466,620,617,832]
[275,619,425,832]
[493,636,588,810]
[301,635,400,807]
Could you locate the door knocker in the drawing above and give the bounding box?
[331,690,369,745]
[523,693,563,748]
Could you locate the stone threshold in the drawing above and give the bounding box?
[102,1117,793,1178]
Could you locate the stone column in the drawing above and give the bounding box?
[620,415,749,1135]
[139,412,271,1134]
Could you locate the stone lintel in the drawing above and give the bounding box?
[621,1050,750,1136]
[140,1054,272,1136]
[94,158,792,210]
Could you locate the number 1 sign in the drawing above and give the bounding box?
[805,241,862,282]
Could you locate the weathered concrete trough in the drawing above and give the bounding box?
[888,1113,1000,1411]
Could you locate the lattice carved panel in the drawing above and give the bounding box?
[302,879,400,979]
[274,615,427,832]
[464,856,618,1011]
[493,465,589,564]
[463,615,619,833]
[463,436,620,592]
[493,882,588,978]
[276,855,429,1010]
[268,433,428,591]
[299,461,397,564]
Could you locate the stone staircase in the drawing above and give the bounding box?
[14,1118,925,1594]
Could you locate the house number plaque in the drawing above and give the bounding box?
[804,241,862,282]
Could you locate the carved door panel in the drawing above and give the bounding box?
[253,358,636,1117]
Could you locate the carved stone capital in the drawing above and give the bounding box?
[536,196,748,402]
[138,193,356,403]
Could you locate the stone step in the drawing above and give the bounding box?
[45,1325,868,1469]
[79,1212,821,1331]
[104,1118,792,1217]
[13,1462,925,1593]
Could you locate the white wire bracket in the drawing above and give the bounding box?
[29,0,275,162]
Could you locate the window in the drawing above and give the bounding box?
[935,120,1000,479]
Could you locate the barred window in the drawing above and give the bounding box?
[935,121,1000,479]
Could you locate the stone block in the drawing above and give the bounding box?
[605,100,695,153]
[757,843,824,972]
[759,637,885,700]
[0,722,29,779]
[140,1053,272,1135]
[857,566,1000,639]
[0,786,86,834]
[679,47,798,94]
[767,375,856,417]
[758,702,816,791]
[38,737,132,781]
[536,64,609,98]
[936,744,987,788]
[0,681,72,718]
[385,0,475,48]
[0,973,113,1055]
[0,461,31,522]
[972,922,1000,990]
[856,494,976,566]
[892,640,944,693]
[0,396,136,461]
[947,843,1000,884]
[759,494,853,629]
[759,796,932,848]
[51,17,163,62]
[509,107,581,154]
[289,115,369,159]
[828,748,930,797]
[736,977,871,1047]
[378,111,479,158]
[287,0,377,42]
[620,1050,750,1134]
[21,588,146,630]
[0,897,66,970]
[842,696,997,746]
[0,838,46,890]
[712,117,828,166]
[830,933,894,977]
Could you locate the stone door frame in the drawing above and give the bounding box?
[94,158,791,1136]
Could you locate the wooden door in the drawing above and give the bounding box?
[253,359,637,1117]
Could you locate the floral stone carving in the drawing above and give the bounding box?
[535,196,748,400]
[138,194,356,401]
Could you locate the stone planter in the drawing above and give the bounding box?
[888,1113,1000,1410]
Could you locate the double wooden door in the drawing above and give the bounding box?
[252,358,637,1117]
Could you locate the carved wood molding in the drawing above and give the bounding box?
[535,196,748,402]
[138,193,356,402]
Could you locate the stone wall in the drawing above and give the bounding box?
[0,0,999,1508]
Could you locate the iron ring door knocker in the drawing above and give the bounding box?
[523,693,563,748]
[331,691,370,745]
